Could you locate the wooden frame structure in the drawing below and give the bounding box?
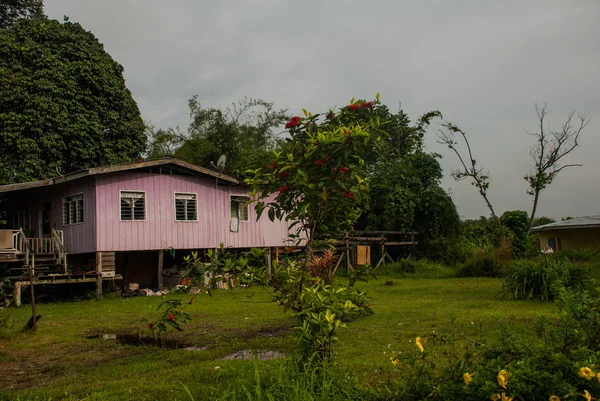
[333,231,417,272]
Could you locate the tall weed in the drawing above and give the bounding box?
[501,257,591,301]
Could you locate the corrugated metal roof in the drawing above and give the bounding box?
[0,158,240,193]
[530,215,600,232]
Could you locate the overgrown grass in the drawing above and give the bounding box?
[0,272,558,400]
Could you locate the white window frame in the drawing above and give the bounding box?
[174,192,198,222]
[230,195,250,223]
[120,190,146,221]
[62,193,84,225]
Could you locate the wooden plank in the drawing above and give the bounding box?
[384,241,418,246]
[157,250,164,290]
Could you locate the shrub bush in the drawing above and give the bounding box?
[554,248,600,262]
[456,249,506,278]
[501,257,592,302]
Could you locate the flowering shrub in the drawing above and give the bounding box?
[244,96,387,364]
[246,96,386,246]
[381,287,600,400]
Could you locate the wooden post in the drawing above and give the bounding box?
[157,250,164,290]
[345,236,352,273]
[410,232,416,258]
[29,255,37,331]
[14,283,21,308]
[96,252,103,299]
[266,248,272,280]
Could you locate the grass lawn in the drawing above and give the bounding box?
[0,271,558,401]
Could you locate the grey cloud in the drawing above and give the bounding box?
[44,0,600,219]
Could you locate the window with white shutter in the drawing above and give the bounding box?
[174,193,197,221]
[120,191,146,221]
[230,196,250,224]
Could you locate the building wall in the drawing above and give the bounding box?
[6,179,97,254]
[94,172,293,252]
[539,227,600,251]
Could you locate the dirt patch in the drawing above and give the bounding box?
[221,349,287,360]
[86,333,194,350]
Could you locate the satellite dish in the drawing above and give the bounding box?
[216,154,227,171]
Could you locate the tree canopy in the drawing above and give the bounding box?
[0,18,146,184]
[147,97,289,177]
[0,0,44,30]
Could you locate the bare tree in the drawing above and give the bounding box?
[525,104,590,232]
[437,122,497,219]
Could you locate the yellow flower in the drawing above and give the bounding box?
[583,390,593,401]
[598,371,600,382]
[416,337,424,353]
[390,357,399,366]
[501,393,514,401]
[497,369,509,389]
[579,367,595,380]
[464,372,474,385]
[549,396,560,401]
[491,394,501,401]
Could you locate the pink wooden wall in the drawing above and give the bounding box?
[94,172,294,252]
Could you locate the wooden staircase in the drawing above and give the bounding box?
[1,229,68,306]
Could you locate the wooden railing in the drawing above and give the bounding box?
[11,229,32,266]
[51,229,68,274]
[28,237,53,254]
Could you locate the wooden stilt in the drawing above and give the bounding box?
[266,248,272,280]
[95,252,103,299]
[29,255,37,331]
[157,250,164,290]
[14,283,21,308]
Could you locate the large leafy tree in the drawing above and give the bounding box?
[0,18,146,184]
[0,0,44,30]
[148,97,289,177]
[338,100,459,241]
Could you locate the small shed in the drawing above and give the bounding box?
[530,215,600,251]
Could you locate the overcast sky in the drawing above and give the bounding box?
[45,0,599,220]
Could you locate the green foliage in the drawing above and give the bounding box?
[554,248,600,263]
[0,0,44,30]
[219,360,366,401]
[246,97,385,243]
[366,152,460,241]
[270,258,373,363]
[554,287,600,351]
[500,210,530,258]
[141,297,193,342]
[531,216,555,228]
[383,288,600,400]
[457,249,506,278]
[148,97,289,177]
[0,18,146,184]
[376,258,456,279]
[501,257,592,302]
[424,236,477,266]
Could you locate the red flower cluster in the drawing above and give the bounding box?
[342,191,355,200]
[314,158,325,167]
[267,161,277,169]
[361,101,374,109]
[347,104,360,111]
[167,313,175,321]
[341,166,349,173]
[285,116,301,129]
[278,171,290,178]
[278,186,288,193]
